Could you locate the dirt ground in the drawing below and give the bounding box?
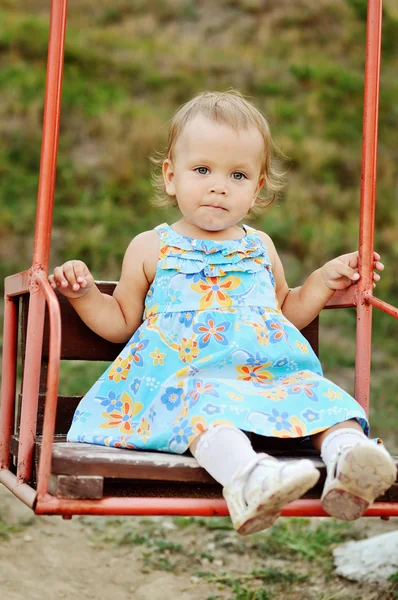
[0,485,397,600]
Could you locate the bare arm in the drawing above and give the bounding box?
[257,232,383,331]
[50,231,159,343]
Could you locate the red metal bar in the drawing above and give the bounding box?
[17,287,46,482]
[32,0,68,272]
[35,274,61,498]
[366,294,398,319]
[16,0,68,484]
[0,469,36,509]
[0,295,18,469]
[354,0,382,414]
[3,271,30,297]
[34,495,398,518]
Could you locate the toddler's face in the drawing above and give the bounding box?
[163,114,265,234]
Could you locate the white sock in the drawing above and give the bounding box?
[320,428,367,471]
[191,425,304,497]
[191,425,258,487]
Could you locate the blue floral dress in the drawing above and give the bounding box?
[67,223,368,453]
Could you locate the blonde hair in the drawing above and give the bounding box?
[150,89,285,214]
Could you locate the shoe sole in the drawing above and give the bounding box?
[321,443,396,521]
[237,467,320,536]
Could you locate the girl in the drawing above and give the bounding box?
[49,90,396,535]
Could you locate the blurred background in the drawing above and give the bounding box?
[2,0,396,448]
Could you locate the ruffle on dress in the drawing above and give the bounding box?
[155,224,273,277]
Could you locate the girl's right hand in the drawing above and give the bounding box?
[48,260,95,299]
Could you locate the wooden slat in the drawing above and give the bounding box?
[21,282,125,361]
[49,474,104,499]
[50,443,221,483]
[16,394,80,436]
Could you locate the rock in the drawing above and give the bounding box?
[333,531,398,583]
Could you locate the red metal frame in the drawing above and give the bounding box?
[0,0,397,518]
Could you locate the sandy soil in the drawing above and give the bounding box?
[1,485,397,600]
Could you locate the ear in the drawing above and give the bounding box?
[163,158,176,196]
[252,174,265,206]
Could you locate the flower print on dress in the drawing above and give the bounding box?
[264,386,287,402]
[190,415,207,437]
[149,347,166,366]
[246,351,271,368]
[108,356,131,383]
[161,386,184,411]
[169,419,194,449]
[296,341,309,354]
[129,338,149,367]
[265,319,287,344]
[97,390,122,413]
[187,380,219,407]
[167,288,183,305]
[179,311,195,327]
[236,355,272,385]
[178,337,199,363]
[190,276,240,310]
[99,392,143,434]
[130,378,142,396]
[323,388,342,401]
[273,356,289,369]
[288,380,320,402]
[104,436,136,449]
[73,410,92,423]
[266,408,291,431]
[302,408,321,423]
[252,322,269,346]
[202,403,223,416]
[137,417,151,443]
[276,416,310,438]
[185,272,204,283]
[193,314,231,348]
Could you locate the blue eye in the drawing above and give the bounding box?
[233,172,246,180]
[195,167,209,175]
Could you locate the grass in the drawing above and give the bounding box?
[0,513,35,541]
[73,514,397,599]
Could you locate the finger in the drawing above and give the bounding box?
[73,260,91,288]
[53,266,68,287]
[63,262,79,290]
[338,263,360,281]
[346,252,359,269]
[374,260,384,271]
[373,271,381,282]
[373,251,381,261]
[48,274,57,289]
[71,262,86,291]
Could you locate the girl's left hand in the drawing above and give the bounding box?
[319,250,384,291]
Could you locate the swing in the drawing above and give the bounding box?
[0,0,397,519]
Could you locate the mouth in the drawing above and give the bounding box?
[202,205,227,211]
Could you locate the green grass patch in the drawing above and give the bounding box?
[0,513,35,541]
[251,518,359,563]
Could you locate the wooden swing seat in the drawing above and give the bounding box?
[9,282,397,503]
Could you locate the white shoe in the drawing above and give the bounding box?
[321,441,396,521]
[223,453,320,536]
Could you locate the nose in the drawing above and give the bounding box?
[208,182,228,195]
